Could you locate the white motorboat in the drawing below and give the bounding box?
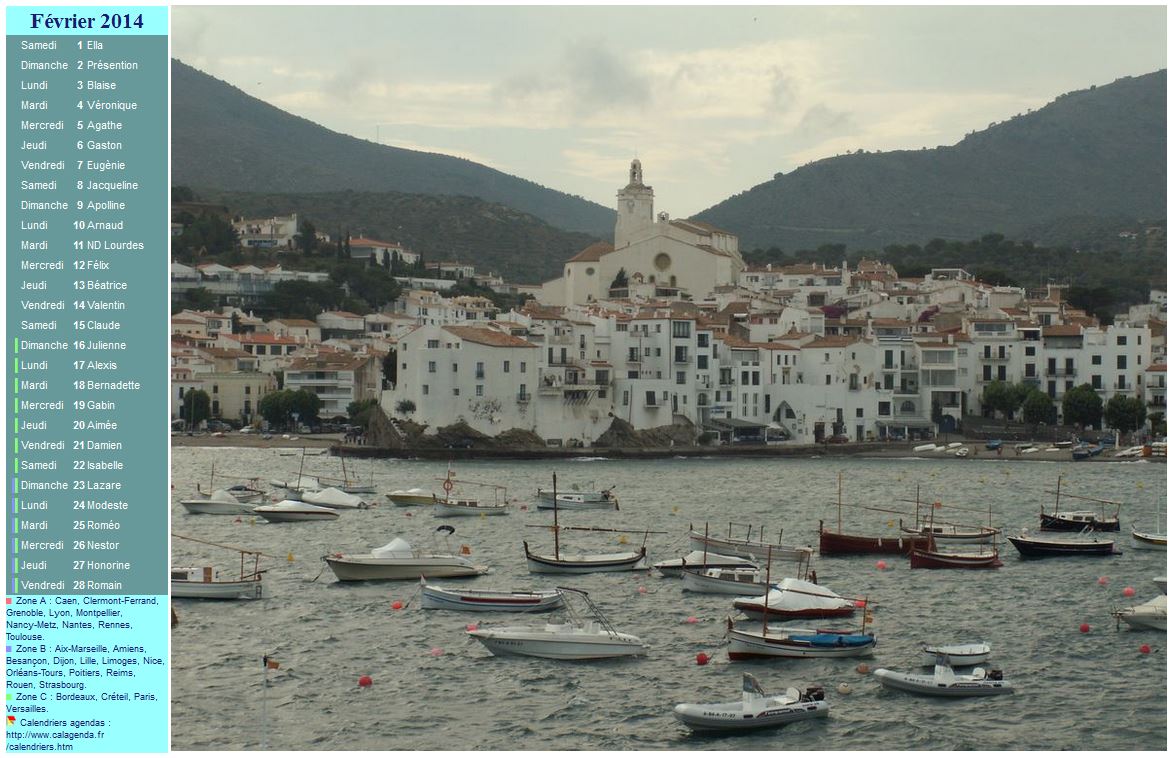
[170,566,264,599]
[467,587,647,660]
[324,532,487,581]
[726,620,876,660]
[673,674,829,732]
[433,496,509,517]
[386,488,436,507]
[179,489,257,516]
[269,475,321,499]
[682,566,771,595]
[1155,577,1167,594]
[654,550,758,577]
[301,487,368,509]
[420,582,564,612]
[252,500,340,522]
[874,662,1014,697]
[921,642,991,667]
[733,577,857,621]
[536,485,617,510]
[1112,594,1167,631]
[196,482,267,504]
[688,526,812,563]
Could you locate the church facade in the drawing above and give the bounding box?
[538,160,746,306]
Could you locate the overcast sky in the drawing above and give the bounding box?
[173,5,1166,218]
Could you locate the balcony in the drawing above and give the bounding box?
[1046,368,1077,377]
[517,392,532,403]
[893,385,920,396]
[981,353,1011,361]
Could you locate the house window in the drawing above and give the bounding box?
[453,388,460,396]
[672,321,691,338]
[1025,346,1036,356]
[427,339,440,348]
[212,385,219,394]
[878,402,891,416]
[476,385,484,397]
[1117,336,1127,346]
[697,334,709,348]
[244,386,251,395]
[676,372,686,385]
[1117,356,1127,369]
[452,363,459,372]
[856,408,864,418]
[697,355,709,369]
[1092,355,1101,365]
[825,375,831,385]
[623,390,630,406]
[212,401,219,415]
[646,390,657,406]
[504,361,511,373]
[520,362,527,373]
[428,361,437,373]
[423,385,429,395]
[476,361,485,379]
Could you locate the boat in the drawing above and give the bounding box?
[954,447,970,458]
[873,661,1013,697]
[733,577,856,621]
[1155,577,1167,594]
[817,475,930,556]
[170,536,268,600]
[523,473,656,574]
[900,518,998,544]
[536,483,618,510]
[323,529,488,581]
[688,523,812,563]
[301,487,368,509]
[1006,529,1119,558]
[268,474,321,499]
[726,620,877,660]
[179,488,257,516]
[252,500,340,522]
[910,543,1003,569]
[386,488,436,507]
[672,674,830,732]
[682,566,772,595]
[467,587,648,660]
[654,550,758,577]
[1111,594,1167,631]
[419,582,565,613]
[433,496,509,517]
[1040,476,1121,531]
[921,642,991,667]
[194,465,267,503]
[1072,443,1105,461]
[1131,507,1166,549]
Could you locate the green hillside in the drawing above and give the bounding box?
[697,71,1166,252]
[171,59,614,237]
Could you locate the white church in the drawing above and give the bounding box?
[538,160,746,306]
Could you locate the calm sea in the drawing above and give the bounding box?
[170,448,1167,751]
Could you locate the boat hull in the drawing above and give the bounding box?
[324,557,487,581]
[420,586,564,613]
[726,628,876,659]
[819,527,929,556]
[171,579,263,600]
[654,552,758,577]
[734,601,855,621]
[432,503,509,517]
[672,700,829,732]
[1007,536,1117,558]
[1039,513,1119,532]
[1115,610,1167,631]
[523,544,648,574]
[682,569,770,595]
[874,669,1013,697]
[899,526,999,545]
[910,548,1002,569]
[688,532,811,562]
[1131,530,1167,550]
[179,501,257,516]
[921,644,991,667]
[253,508,339,522]
[468,629,646,660]
[386,493,436,508]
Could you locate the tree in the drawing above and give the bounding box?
[395,399,416,416]
[347,398,380,427]
[1147,411,1165,437]
[291,389,323,422]
[1061,384,1103,429]
[382,351,397,387]
[610,268,629,290]
[259,390,294,430]
[979,381,1018,420]
[181,389,211,427]
[1104,394,1146,434]
[184,287,217,311]
[1021,390,1058,425]
[296,220,318,256]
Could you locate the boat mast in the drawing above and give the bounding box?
[552,471,560,561]
[761,545,773,639]
[837,472,843,533]
[1054,473,1061,516]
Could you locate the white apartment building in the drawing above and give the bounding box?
[286,353,381,418]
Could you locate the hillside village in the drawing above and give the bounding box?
[171,160,1167,447]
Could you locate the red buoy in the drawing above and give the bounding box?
[875,560,887,570]
[695,652,709,665]
[429,647,444,657]
[1123,587,1136,598]
[856,663,870,674]
[358,675,373,688]
[1079,623,1090,633]
[853,599,867,608]
[391,600,404,610]
[1140,644,1152,654]
[637,586,648,595]
[465,623,478,632]
[1097,576,1109,586]
[685,616,699,624]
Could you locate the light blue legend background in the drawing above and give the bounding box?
[7,5,168,752]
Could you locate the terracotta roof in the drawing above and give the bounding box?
[171,317,203,325]
[349,236,400,248]
[871,318,911,327]
[802,336,861,349]
[723,335,799,350]
[228,334,299,345]
[198,347,252,359]
[1042,324,1083,337]
[288,355,368,371]
[321,311,365,319]
[568,241,614,263]
[1145,363,1167,372]
[270,319,319,327]
[442,326,538,349]
[672,218,734,236]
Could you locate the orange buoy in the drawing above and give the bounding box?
[695,652,709,665]
[358,675,373,688]
[1079,623,1090,633]
[856,663,870,674]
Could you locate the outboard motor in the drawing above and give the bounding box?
[804,686,826,701]
[988,670,1003,681]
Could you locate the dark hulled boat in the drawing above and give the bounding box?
[1006,533,1119,558]
[909,545,1003,569]
[819,520,930,556]
[1040,474,1121,531]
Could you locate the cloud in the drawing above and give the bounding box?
[795,103,857,139]
[563,41,652,115]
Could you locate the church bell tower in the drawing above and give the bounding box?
[614,158,655,247]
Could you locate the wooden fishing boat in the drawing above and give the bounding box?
[419,582,565,612]
[1006,530,1119,558]
[653,550,758,577]
[432,496,509,517]
[1040,475,1121,531]
[819,521,929,556]
[171,535,269,600]
[1132,530,1167,549]
[900,518,999,544]
[681,566,771,595]
[536,483,618,510]
[688,522,812,562]
[910,545,1003,569]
